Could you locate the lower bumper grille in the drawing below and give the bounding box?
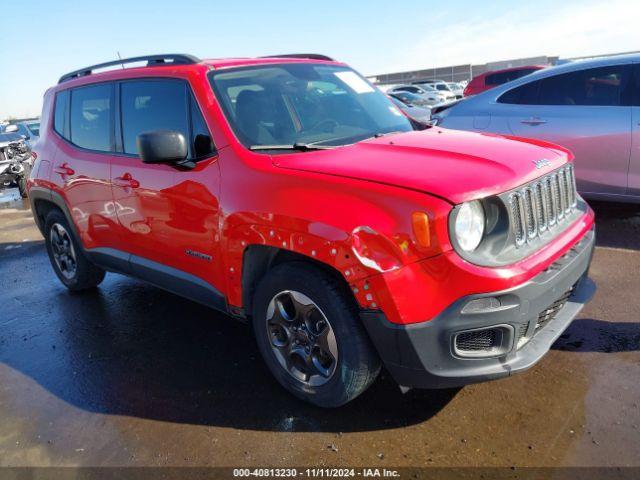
[517,282,577,349]
[535,285,576,332]
[456,329,497,352]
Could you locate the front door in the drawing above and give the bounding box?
[110,78,222,295]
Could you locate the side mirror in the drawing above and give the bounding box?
[137,130,188,164]
[5,124,18,133]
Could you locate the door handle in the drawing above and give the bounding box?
[113,172,140,188]
[53,163,75,176]
[521,117,547,126]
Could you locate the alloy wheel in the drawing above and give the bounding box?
[50,223,77,280]
[266,290,338,386]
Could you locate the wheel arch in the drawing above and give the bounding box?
[241,245,356,320]
[29,187,80,243]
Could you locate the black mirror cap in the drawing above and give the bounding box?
[137,130,188,164]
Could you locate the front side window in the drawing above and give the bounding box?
[120,80,189,155]
[190,96,215,158]
[499,65,629,106]
[70,84,112,151]
[209,64,412,149]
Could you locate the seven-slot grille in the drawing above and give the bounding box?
[509,164,577,247]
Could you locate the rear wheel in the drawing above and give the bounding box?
[44,209,105,291]
[252,262,381,407]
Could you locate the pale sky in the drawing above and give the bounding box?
[1,0,638,119]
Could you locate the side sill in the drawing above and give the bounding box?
[85,247,228,314]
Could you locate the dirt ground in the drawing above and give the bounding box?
[0,191,639,469]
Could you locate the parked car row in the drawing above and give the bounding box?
[382,83,452,105]
[388,95,432,124]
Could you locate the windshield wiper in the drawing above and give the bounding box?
[249,142,336,152]
[373,130,405,138]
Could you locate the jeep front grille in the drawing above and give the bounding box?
[509,165,577,248]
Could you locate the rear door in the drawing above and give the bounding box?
[109,78,222,293]
[500,64,632,196]
[50,83,120,250]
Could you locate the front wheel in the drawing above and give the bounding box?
[252,262,381,407]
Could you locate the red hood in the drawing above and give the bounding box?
[273,128,571,204]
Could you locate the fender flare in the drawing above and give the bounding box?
[29,187,82,245]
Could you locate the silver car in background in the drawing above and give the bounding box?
[389,96,432,124]
[414,81,458,101]
[435,54,640,203]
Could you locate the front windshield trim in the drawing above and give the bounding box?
[207,63,413,154]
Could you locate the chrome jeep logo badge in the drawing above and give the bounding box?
[533,158,552,169]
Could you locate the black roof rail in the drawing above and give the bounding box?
[260,53,334,61]
[58,54,201,84]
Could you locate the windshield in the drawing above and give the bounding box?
[393,91,421,102]
[208,64,412,150]
[416,83,437,92]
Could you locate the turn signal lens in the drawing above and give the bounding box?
[412,212,431,248]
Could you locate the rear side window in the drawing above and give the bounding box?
[120,80,189,155]
[54,90,70,138]
[70,84,112,151]
[486,69,536,86]
[499,65,630,106]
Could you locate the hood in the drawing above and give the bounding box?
[273,129,570,204]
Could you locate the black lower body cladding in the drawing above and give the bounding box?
[361,227,596,389]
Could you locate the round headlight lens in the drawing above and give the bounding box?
[454,201,485,252]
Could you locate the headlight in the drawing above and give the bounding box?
[454,201,485,252]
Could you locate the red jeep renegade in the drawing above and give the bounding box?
[28,54,595,407]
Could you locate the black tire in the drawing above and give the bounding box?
[252,262,381,407]
[17,175,28,198]
[44,209,106,291]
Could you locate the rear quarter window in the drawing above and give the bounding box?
[54,90,70,139]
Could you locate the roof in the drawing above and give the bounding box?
[57,53,342,86]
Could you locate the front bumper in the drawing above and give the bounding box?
[361,227,595,389]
